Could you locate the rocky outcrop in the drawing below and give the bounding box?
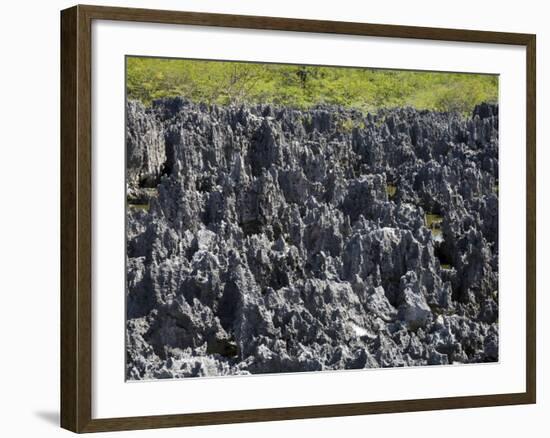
[126,98,499,379]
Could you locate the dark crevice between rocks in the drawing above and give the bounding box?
[435,244,453,269]
[240,219,263,236]
[162,131,177,178]
[218,282,240,333]
[206,338,239,358]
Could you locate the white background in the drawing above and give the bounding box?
[0,0,546,436]
[93,21,526,418]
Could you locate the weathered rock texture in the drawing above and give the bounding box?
[126,98,499,379]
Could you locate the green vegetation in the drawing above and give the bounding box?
[142,188,159,198]
[425,213,443,228]
[127,57,498,113]
[386,184,397,199]
[127,203,150,212]
[425,213,443,241]
[126,189,158,213]
[337,117,365,133]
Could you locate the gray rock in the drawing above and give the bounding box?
[365,285,397,322]
[398,271,432,330]
[124,99,499,379]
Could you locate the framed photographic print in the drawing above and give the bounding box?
[60,4,536,433]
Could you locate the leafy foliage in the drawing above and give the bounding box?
[127,57,498,113]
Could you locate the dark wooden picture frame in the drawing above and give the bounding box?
[61,4,536,433]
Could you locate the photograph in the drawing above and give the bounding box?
[0,0,542,435]
[125,57,500,380]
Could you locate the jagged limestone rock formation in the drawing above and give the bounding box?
[125,98,499,379]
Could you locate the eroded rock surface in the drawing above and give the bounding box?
[126,98,499,379]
